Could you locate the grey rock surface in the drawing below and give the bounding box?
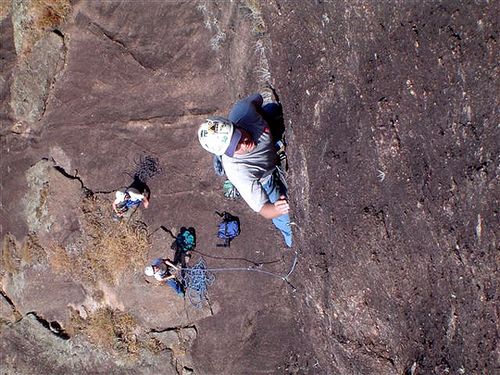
[10,32,65,124]
[0,314,176,374]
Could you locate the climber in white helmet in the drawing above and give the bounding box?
[144,258,184,296]
[112,187,149,221]
[198,93,292,247]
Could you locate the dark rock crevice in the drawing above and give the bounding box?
[205,295,214,316]
[52,28,64,39]
[126,108,219,125]
[25,311,70,340]
[150,324,198,335]
[88,22,153,71]
[0,290,18,310]
[128,115,172,123]
[148,324,197,373]
[47,157,115,195]
[0,289,22,321]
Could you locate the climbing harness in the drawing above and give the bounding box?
[212,156,240,199]
[275,139,288,171]
[213,154,225,176]
[124,198,141,209]
[114,194,141,219]
[211,152,241,200]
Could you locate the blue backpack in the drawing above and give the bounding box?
[216,211,240,247]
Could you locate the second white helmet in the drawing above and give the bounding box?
[144,265,154,277]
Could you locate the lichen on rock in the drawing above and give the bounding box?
[23,159,53,233]
[10,31,65,124]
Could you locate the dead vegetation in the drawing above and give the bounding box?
[70,307,141,355]
[32,0,71,31]
[69,306,168,357]
[1,234,21,275]
[35,182,49,220]
[79,195,149,285]
[1,233,47,276]
[0,1,10,21]
[20,233,46,264]
[47,241,72,274]
[142,336,167,354]
[48,195,149,285]
[242,0,265,35]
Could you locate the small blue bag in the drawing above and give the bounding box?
[216,211,240,247]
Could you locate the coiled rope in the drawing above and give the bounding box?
[181,259,215,309]
[130,154,163,184]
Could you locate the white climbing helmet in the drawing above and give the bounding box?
[198,116,239,156]
[144,265,154,277]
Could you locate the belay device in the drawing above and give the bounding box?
[216,211,240,247]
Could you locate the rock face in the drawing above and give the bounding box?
[263,2,498,374]
[0,1,497,374]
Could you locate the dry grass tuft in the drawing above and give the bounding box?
[244,0,261,12]
[35,182,49,219]
[20,233,46,264]
[143,336,167,353]
[32,0,71,31]
[170,341,188,358]
[47,195,149,285]
[47,241,72,273]
[1,233,47,276]
[243,0,265,35]
[0,234,21,275]
[69,307,170,357]
[71,307,140,354]
[79,196,149,285]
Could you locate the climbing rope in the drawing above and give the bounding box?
[191,248,281,267]
[194,251,299,291]
[148,225,300,308]
[180,251,299,308]
[181,259,215,309]
[130,154,163,184]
